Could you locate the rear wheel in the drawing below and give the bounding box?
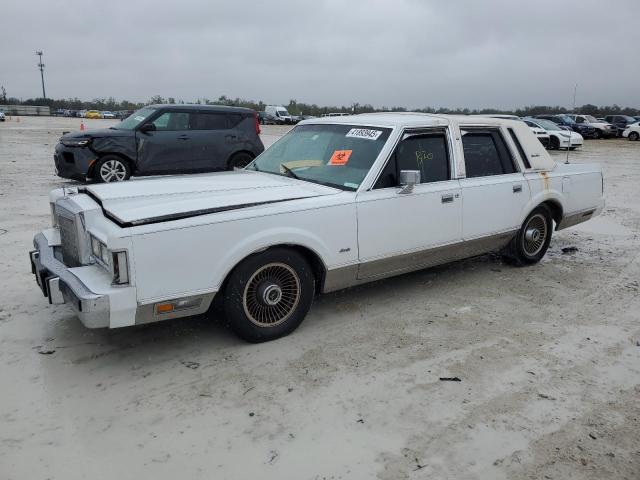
[629,131,639,141]
[223,248,315,342]
[504,206,553,266]
[94,156,131,182]
[228,152,253,170]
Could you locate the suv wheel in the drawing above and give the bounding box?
[94,156,131,183]
[592,129,601,139]
[223,248,315,342]
[629,131,639,141]
[228,152,253,170]
[504,206,553,266]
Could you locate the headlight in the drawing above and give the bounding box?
[90,234,109,266]
[61,138,91,147]
[50,203,58,228]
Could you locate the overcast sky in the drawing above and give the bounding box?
[3,0,639,109]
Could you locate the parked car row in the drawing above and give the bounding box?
[54,109,134,119]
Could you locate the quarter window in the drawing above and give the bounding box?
[461,129,516,178]
[374,131,450,189]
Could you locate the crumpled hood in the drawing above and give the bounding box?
[83,170,339,226]
[62,128,133,140]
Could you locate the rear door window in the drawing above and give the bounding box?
[461,129,517,178]
[374,131,450,188]
[189,112,229,130]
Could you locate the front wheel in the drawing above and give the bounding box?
[592,130,601,139]
[549,136,560,150]
[629,131,639,141]
[504,206,553,266]
[94,156,131,183]
[223,248,315,342]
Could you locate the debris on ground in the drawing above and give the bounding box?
[562,246,579,254]
[37,349,56,355]
[439,377,461,382]
[180,361,200,369]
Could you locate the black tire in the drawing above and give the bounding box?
[228,152,253,170]
[549,136,560,150]
[504,206,553,266]
[223,248,315,342]
[629,131,639,141]
[94,156,131,183]
[592,130,601,139]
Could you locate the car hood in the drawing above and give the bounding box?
[62,128,133,140]
[82,170,340,226]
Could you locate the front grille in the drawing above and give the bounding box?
[57,212,82,267]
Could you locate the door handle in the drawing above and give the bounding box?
[513,184,523,193]
[441,194,454,204]
[177,135,190,140]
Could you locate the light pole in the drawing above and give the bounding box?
[36,51,46,99]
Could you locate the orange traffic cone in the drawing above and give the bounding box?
[80,121,85,131]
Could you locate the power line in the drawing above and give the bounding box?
[36,51,46,99]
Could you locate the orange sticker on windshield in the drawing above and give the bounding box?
[329,150,352,165]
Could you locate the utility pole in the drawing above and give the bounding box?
[36,51,46,99]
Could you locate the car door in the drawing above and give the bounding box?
[356,128,462,279]
[136,110,195,174]
[458,127,530,240]
[187,111,233,172]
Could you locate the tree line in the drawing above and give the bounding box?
[2,91,638,117]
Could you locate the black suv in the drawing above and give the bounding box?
[604,115,638,136]
[534,114,598,139]
[54,105,264,182]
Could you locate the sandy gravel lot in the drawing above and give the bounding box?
[1,116,639,480]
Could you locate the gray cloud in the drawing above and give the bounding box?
[2,0,639,109]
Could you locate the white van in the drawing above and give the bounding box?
[265,105,293,124]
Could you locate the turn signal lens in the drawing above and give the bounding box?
[156,303,174,314]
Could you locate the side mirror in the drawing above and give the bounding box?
[398,170,420,194]
[139,123,156,133]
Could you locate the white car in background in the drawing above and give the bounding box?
[0,111,5,122]
[622,122,640,141]
[567,114,617,138]
[101,111,116,119]
[523,118,583,150]
[482,114,550,148]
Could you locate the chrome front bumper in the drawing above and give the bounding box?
[30,232,109,328]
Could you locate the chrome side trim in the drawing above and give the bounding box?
[322,231,516,293]
[556,208,596,231]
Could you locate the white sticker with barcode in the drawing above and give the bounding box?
[346,128,383,141]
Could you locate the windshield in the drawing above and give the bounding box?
[585,115,599,123]
[113,107,157,130]
[248,124,392,191]
[531,119,561,131]
[277,110,290,117]
[557,115,575,124]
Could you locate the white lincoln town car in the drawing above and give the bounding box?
[30,113,604,342]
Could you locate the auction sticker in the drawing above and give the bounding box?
[329,150,352,165]
[346,128,383,141]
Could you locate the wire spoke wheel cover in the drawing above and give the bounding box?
[242,262,301,327]
[522,213,548,256]
[100,159,127,182]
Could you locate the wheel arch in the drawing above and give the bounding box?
[218,243,329,298]
[226,150,256,169]
[89,153,135,178]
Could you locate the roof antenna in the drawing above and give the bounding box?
[565,83,577,164]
